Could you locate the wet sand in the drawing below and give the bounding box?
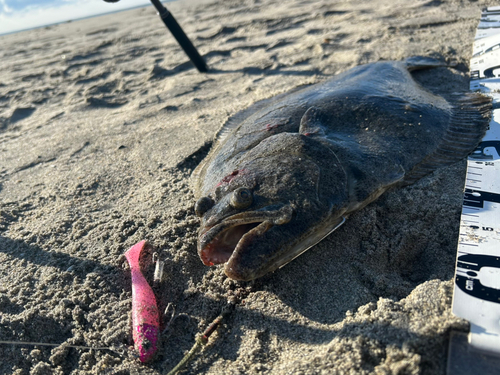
[0,0,492,373]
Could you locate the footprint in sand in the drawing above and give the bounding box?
[83,80,129,108]
[0,107,36,131]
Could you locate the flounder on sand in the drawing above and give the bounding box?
[191,57,491,281]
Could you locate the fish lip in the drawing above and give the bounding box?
[198,205,293,267]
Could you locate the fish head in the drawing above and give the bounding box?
[195,133,349,281]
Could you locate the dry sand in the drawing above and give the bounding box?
[0,0,494,373]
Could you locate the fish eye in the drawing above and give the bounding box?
[195,196,214,217]
[230,188,253,210]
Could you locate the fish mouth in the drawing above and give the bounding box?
[198,206,293,267]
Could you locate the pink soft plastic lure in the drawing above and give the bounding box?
[124,240,160,362]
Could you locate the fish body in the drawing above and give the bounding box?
[124,241,159,362]
[192,58,491,281]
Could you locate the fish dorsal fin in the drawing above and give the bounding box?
[191,85,309,196]
[403,92,492,185]
[191,97,278,195]
[215,84,310,146]
[299,107,326,136]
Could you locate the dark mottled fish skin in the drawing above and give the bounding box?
[191,58,492,281]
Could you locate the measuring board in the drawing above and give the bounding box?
[449,6,500,374]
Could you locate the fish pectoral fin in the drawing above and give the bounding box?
[346,163,405,207]
[299,106,326,136]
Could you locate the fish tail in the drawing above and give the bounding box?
[403,92,492,185]
[405,56,451,71]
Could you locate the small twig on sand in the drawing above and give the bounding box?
[166,302,235,375]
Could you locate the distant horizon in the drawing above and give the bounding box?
[0,0,174,36]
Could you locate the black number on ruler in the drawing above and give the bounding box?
[456,254,500,304]
[463,189,500,208]
[469,225,495,231]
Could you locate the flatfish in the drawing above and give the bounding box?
[191,57,491,281]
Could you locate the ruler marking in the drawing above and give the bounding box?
[457,260,480,266]
[451,9,500,358]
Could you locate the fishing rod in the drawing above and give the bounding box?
[103,0,208,72]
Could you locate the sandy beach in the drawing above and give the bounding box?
[0,0,495,373]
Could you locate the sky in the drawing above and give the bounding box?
[0,0,156,35]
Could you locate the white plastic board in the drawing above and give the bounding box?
[452,5,500,356]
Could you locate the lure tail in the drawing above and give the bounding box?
[124,240,160,363]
